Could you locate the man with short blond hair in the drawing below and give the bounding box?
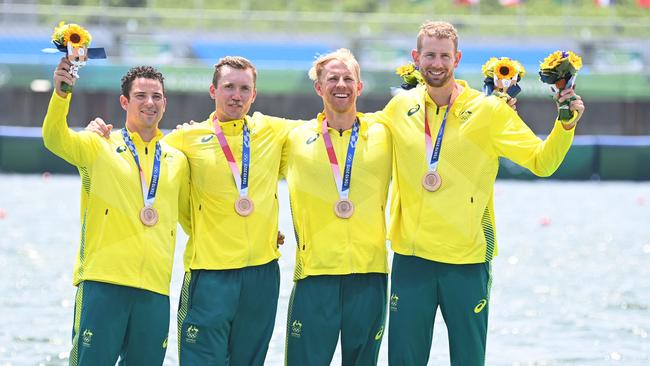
[376,21,585,364]
[282,48,391,366]
[307,47,361,82]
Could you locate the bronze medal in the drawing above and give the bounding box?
[235,197,254,216]
[422,171,442,192]
[140,206,158,226]
[334,199,354,219]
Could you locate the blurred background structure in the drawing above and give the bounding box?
[0,0,649,178]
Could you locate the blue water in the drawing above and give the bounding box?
[0,174,648,365]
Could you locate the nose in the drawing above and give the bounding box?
[428,56,441,68]
[335,77,346,88]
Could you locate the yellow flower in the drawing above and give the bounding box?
[494,58,517,80]
[395,62,424,89]
[567,51,582,71]
[481,57,499,78]
[51,21,66,42]
[52,21,91,47]
[512,60,526,79]
[540,51,563,70]
[64,24,91,47]
[396,63,415,77]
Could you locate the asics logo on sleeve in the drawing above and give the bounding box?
[116,146,127,153]
[306,134,320,144]
[407,104,421,116]
[474,299,487,313]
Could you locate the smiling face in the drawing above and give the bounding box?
[412,36,461,88]
[314,59,363,115]
[210,65,257,122]
[120,77,166,134]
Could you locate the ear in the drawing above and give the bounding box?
[314,80,323,97]
[411,49,420,67]
[250,87,257,104]
[209,84,217,100]
[454,50,462,69]
[119,95,129,111]
[356,80,364,96]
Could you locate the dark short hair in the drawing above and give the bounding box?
[212,56,257,87]
[121,66,165,99]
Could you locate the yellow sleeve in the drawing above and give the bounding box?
[177,153,192,235]
[367,101,394,134]
[42,91,101,167]
[164,127,184,151]
[491,100,574,177]
[254,112,304,143]
[254,112,304,180]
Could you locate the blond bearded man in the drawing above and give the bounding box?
[374,21,585,365]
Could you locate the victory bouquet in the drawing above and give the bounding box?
[50,21,106,92]
[396,63,424,90]
[481,57,525,100]
[539,51,582,121]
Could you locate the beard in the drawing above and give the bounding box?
[422,68,453,88]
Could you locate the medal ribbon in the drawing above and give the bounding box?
[424,102,453,172]
[212,116,250,198]
[121,128,161,208]
[321,118,360,200]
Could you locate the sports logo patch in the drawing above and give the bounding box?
[408,104,421,116]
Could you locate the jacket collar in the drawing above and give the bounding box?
[207,111,251,135]
[419,79,471,118]
[312,111,369,140]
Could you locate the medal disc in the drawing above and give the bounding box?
[422,171,442,192]
[140,206,158,226]
[235,197,254,216]
[334,199,354,219]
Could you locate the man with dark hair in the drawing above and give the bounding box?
[87,55,292,365]
[43,58,191,365]
[120,65,166,99]
[375,21,585,365]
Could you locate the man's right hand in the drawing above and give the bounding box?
[53,57,75,98]
[86,117,113,139]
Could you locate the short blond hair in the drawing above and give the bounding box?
[213,56,257,87]
[417,21,459,52]
[308,48,361,82]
